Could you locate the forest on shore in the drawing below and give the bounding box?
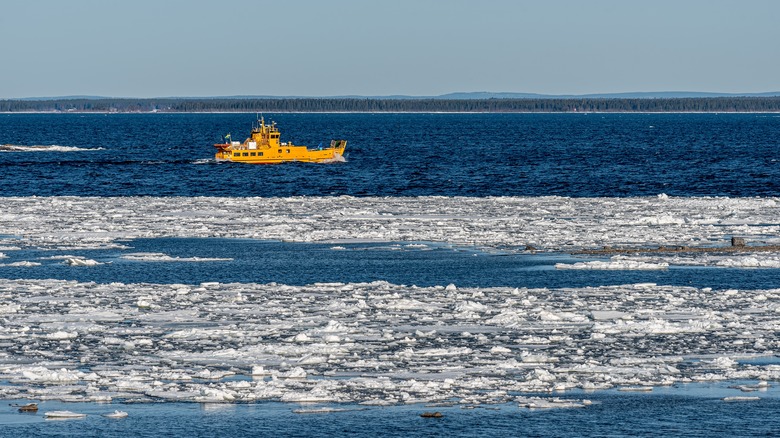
[2,97,780,113]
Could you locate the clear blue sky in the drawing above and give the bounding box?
[1,0,778,98]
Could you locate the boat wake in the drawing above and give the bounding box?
[319,153,347,164]
[191,158,215,165]
[0,144,104,152]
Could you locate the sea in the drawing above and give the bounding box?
[1,113,780,437]
[1,112,779,198]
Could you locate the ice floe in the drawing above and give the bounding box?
[0,196,778,254]
[63,257,103,266]
[0,278,779,405]
[0,261,40,267]
[103,410,128,418]
[621,254,780,269]
[555,259,669,270]
[722,396,761,402]
[716,256,780,268]
[517,396,593,409]
[44,410,87,419]
[121,252,232,262]
[1,195,779,407]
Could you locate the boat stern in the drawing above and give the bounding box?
[331,139,347,155]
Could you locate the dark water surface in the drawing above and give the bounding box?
[3,384,780,438]
[1,238,779,290]
[2,113,779,197]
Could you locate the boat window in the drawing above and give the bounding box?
[250,152,256,156]
[286,149,290,153]
[278,149,282,153]
[258,152,263,156]
[243,152,249,157]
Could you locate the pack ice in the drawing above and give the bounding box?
[0,195,777,254]
[0,277,778,405]
[0,195,779,406]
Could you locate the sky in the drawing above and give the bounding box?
[1,0,778,98]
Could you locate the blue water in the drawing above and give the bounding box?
[1,238,780,290]
[1,113,779,197]
[3,384,780,437]
[3,113,780,436]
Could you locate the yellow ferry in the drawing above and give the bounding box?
[214,117,347,164]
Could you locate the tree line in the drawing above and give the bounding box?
[2,97,780,113]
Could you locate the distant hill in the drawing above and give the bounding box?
[12,91,780,101]
[16,95,110,101]
[4,94,780,113]
[438,91,780,99]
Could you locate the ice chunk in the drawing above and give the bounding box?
[103,410,128,418]
[722,396,760,402]
[63,257,102,266]
[44,410,87,419]
[556,260,668,270]
[517,396,592,409]
[1,261,41,267]
[46,331,78,340]
[122,252,232,262]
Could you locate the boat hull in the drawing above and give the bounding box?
[214,140,346,164]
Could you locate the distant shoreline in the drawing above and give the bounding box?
[3,97,780,113]
[3,111,780,115]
